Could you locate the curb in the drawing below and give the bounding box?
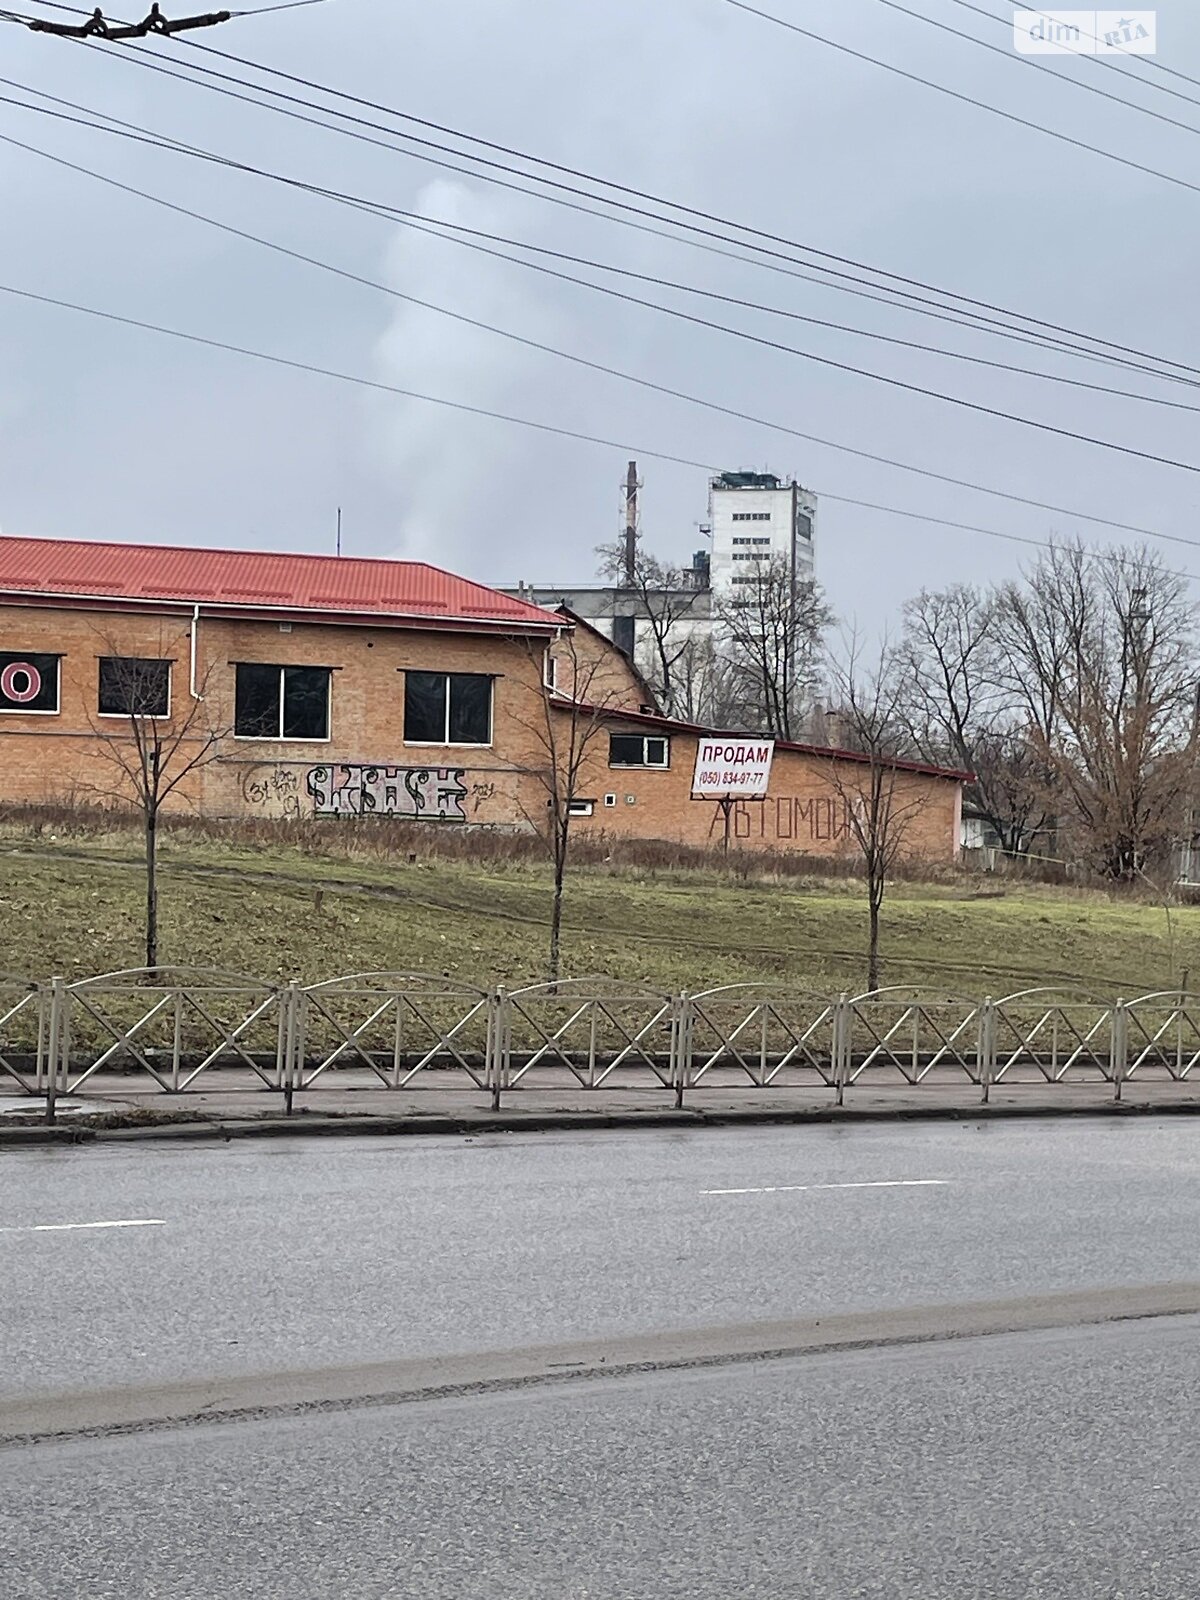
[4,1096,1200,1145]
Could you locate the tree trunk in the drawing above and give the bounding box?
[145,808,158,971]
[866,893,881,994]
[549,845,566,985]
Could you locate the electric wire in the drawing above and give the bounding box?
[6,115,1200,480]
[3,279,1195,580]
[15,0,1200,386]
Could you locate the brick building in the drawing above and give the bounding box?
[0,535,562,829]
[563,705,966,859]
[0,536,966,860]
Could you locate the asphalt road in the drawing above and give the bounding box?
[4,1119,1200,1597]
[4,1316,1198,1599]
[3,1118,1200,1401]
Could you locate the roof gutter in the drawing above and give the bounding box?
[0,587,563,634]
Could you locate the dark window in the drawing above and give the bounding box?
[282,667,330,740]
[609,733,670,768]
[404,671,492,744]
[235,664,330,740]
[449,674,492,743]
[0,653,59,713]
[403,672,446,743]
[611,615,635,658]
[98,657,171,717]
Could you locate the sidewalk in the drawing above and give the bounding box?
[3,1067,1200,1144]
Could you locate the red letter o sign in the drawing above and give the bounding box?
[1,662,42,704]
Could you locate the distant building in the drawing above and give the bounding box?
[501,551,711,718]
[707,471,817,595]
[501,467,818,723]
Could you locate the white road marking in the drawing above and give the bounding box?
[702,1179,951,1196]
[0,1219,166,1235]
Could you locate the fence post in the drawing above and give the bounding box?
[979,998,995,1105]
[281,981,299,1116]
[490,987,506,1111]
[674,992,690,1110]
[171,988,183,1094]
[1112,997,1128,1103]
[45,976,64,1127]
[834,994,849,1107]
[34,981,48,1096]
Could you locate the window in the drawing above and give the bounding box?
[235,664,330,740]
[731,536,772,548]
[731,511,771,522]
[795,511,813,541]
[609,733,669,768]
[568,798,595,817]
[611,614,636,658]
[98,657,171,718]
[404,671,492,745]
[603,793,617,808]
[0,652,59,714]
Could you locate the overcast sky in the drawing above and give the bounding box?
[2,0,1199,629]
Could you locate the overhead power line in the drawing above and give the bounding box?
[718,0,1200,203]
[167,20,1200,381]
[6,117,1200,481]
[7,80,1200,427]
[17,0,1200,388]
[871,0,1200,143]
[945,0,1200,109]
[3,278,1196,581]
[234,1,333,14]
[1,187,1196,559]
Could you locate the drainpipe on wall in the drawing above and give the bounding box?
[189,605,204,700]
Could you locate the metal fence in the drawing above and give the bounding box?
[5,967,1200,1112]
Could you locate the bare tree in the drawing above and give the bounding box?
[595,540,707,716]
[87,636,227,968]
[897,585,1044,855]
[515,633,627,982]
[712,555,833,739]
[994,542,1198,879]
[827,639,932,993]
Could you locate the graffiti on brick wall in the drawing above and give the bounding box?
[731,795,855,844]
[306,764,469,821]
[469,780,497,815]
[242,764,302,819]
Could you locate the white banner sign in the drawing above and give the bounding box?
[691,737,775,799]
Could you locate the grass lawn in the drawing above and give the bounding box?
[0,818,1193,1000]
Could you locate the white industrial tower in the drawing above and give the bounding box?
[706,471,817,594]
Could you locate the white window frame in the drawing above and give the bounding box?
[403,670,494,749]
[96,656,174,721]
[568,798,595,817]
[233,663,332,743]
[608,733,670,769]
[0,653,62,717]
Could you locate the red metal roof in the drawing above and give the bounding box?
[0,536,561,632]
